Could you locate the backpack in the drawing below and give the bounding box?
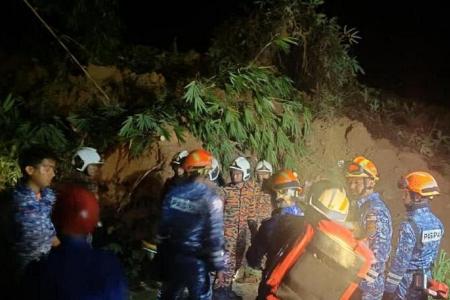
[264,219,374,300]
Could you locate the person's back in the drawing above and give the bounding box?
[26,236,127,300]
[23,185,127,300]
[159,177,222,252]
[406,205,443,269]
[157,149,224,300]
[247,209,305,275]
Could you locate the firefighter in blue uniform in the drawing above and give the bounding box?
[157,149,225,300]
[383,171,444,300]
[346,156,393,300]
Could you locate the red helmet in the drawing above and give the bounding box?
[53,185,99,235]
[182,149,213,173]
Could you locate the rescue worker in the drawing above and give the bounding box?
[213,156,255,299]
[161,150,189,198]
[345,156,393,300]
[71,147,103,199]
[247,174,351,299]
[157,149,225,300]
[254,160,274,225]
[383,172,444,300]
[209,157,226,187]
[23,185,128,300]
[235,160,275,284]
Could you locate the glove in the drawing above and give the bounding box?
[382,292,395,300]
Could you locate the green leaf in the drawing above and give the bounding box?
[184,81,207,114]
[273,36,298,54]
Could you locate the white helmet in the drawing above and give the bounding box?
[72,147,103,172]
[209,158,220,181]
[171,150,189,165]
[255,160,273,174]
[229,156,251,181]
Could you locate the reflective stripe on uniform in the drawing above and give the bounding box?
[386,272,402,286]
[367,268,379,278]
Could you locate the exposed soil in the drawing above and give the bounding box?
[300,116,450,251]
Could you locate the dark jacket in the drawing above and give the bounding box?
[23,236,127,300]
[158,177,225,270]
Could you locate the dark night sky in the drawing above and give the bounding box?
[2,0,450,105]
[323,1,450,104]
[119,1,450,104]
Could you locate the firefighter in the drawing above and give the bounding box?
[383,172,444,300]
[247,174,352,299]
[161,150,189,197]
[254,160,274,225]
[235,160,275,284]
[23,185,128,300]
[157,149,225,300]
[345,156,393,300]
[71,147,103,199]
[213,156,255,299]
[209,157,226,187]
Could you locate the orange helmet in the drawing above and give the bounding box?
[345,156,379,180]
[182,149,213,173]
[398,171,440,197]
[271,169,302,191]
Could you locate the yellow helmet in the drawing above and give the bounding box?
[309,187,349,222]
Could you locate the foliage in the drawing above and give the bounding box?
[32,0,122,63]
[433,250,450,289]
[407,129,450,158]
[209,0,363,93]
[118,110,184,157]
[183,66,310,169]
[0,154,21,190]
[0,94,71,153]
[67,104,127,152]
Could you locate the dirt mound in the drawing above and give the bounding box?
[98,129,202,239]
[301,116,450,251]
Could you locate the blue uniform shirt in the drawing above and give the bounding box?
[158,178,225,270]
[24,236,128,300]
[356,192,393,299]
[385,204,444,299]
[280,204,304,216]
[12,184,56,268]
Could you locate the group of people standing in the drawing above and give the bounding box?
[156,149,446,300]
[1,144,446,300]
